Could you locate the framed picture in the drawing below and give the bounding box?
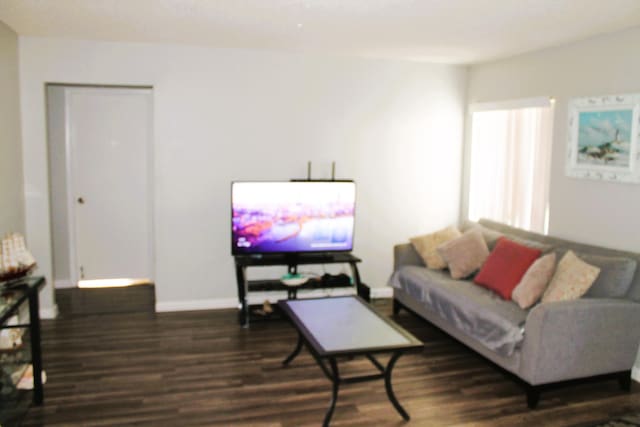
[566,93,640,183]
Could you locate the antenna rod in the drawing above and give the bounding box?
[331,161,336,181]
[307,161,312,181]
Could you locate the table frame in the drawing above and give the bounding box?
[0,276,45,405]
[279,296,423,426]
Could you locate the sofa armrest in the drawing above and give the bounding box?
[520,298,640,385]
[393,243,425,270]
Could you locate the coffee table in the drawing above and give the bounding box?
[279,296,423,426]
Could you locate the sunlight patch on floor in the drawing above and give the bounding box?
[77,278,152,288]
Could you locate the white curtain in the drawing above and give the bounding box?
[468,105,553,233]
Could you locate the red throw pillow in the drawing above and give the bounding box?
[474,237,541,300]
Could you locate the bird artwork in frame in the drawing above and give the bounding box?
[566,93,640,183]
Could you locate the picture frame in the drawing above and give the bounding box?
[566,93,640,183]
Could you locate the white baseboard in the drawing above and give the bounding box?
[40,304,59,319]
[632,366,640,383]
[370,286,393,299]
[156,298,238,312]
[155,288,365,313]
[155,286,393,313]
[54,280,74,289]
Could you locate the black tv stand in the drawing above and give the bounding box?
[234,252,366,327]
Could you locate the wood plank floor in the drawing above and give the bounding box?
[20,299,640,427]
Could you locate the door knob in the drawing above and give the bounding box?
[77,197,85,204]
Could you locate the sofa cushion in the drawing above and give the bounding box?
[479,218,640,302]
[410,225,461,270]
[474,237,542,300]
[437,230,489,279]
[576,253,636,298]
[511,253,556,309]
[460,220,504,249]
[509,236,554,254]
[478,219,555,251]
[542,250,600,303]
[389,265,527,356]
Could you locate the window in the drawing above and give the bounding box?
[467,98,554,233]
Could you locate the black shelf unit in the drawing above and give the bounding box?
[0,276,45,426]
[234,253,367,327]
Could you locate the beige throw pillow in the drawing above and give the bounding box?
[410,225,461,269]
[512,253,556,309]
[437,230,489,279]
[542,250,600,303]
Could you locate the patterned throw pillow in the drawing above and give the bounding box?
[542,250,600,303]
[410,225,461,270]
[436,230,489,279]
[512,253,556,309]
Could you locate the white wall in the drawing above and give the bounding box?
[466,26,640,381]
[19,37,467,313]
[467,27,640,251]
[0,21,24,234]
[45,85,72,287]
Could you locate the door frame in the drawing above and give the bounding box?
[57,84,155,286]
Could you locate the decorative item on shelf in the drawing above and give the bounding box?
[252,300,274,317]
[281,273,309,287]
[14,365,47,390]
[0,315,24,351]
[0,233,37,284]
[281,273,310,300]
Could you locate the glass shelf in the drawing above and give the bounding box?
[0,344,32,368]
[0,278,42,325]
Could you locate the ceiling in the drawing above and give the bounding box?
[1,0,640,64]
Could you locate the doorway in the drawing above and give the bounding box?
[46,85,154,293]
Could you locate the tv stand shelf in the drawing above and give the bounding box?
[247,278,352,293]
[234,253,367,327]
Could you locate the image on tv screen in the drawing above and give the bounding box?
[232,181,356,254]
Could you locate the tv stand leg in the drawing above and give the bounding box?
[349,262,369,302]
[239,299,249,328]
[235,262,249,327]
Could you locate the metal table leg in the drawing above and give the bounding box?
[323,358,340,427]
[283,333,304,366]
[28,286,43,405]
[384,351,409,420]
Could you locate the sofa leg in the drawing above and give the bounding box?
[392,299,402,316]
[618,371,632,392]
[526,386,540,409]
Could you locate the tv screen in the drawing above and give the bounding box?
[231,181,356,255]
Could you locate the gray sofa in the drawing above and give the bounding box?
[389,219,640,407]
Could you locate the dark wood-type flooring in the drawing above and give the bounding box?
[55,285,155,316]
[19,298,640,427]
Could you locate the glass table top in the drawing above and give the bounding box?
[285,296,419,353]
[0,277,45,325]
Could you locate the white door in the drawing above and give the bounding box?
[67,87,153,284]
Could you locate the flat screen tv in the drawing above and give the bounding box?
[231,181,356,255]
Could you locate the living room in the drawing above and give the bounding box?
[2,1,640,426]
